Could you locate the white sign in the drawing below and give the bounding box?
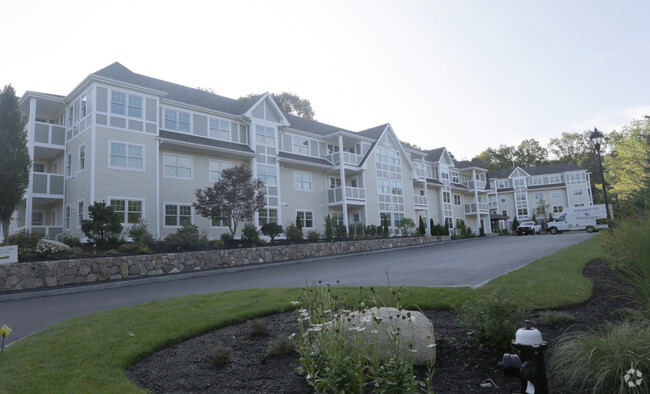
[0,245,18,264]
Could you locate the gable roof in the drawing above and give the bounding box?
[283,113,354,136]
[92,62,256,116]
[487,162,587,179]
[425,147,446,163]
[454,160,487,170]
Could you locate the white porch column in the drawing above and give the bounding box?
[472,169,480,232]
[338,134,348,226]
[25,98,37,233]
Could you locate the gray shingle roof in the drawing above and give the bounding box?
[425,147,446,162]
[283,113,354,136]
[159,130,255,154]
[454,160,487,170]
[93,62,256,116]
[487,163,586,179]
[278,151,333,167]
[357,124,387,139]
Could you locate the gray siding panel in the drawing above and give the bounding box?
[96,114,107,125]
[52,126,65,145]
[110,117,126,128]
[252,103,264,119]
[146,98,156,122]
[96,87,107,112]
[193,114,207,136]
[265,101,280,122]
[146,123,156,133]
[35,123,49,143]
[128,120,143,132]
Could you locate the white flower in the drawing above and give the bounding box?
[411,349,417,353]
[426,343,436,348]
[360,316,372,323]
[371,329,378,334]
[291,301,301,305]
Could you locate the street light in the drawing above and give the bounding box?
[590,127,612,229]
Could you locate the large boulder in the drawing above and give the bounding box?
[37,238,72,252]
[340,307,435,365]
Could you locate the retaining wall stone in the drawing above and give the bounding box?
[0,236,449,292]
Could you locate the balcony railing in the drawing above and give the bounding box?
[33,122,65,146]
[488,201,498,209]
[31,226,63,237]
[463,180,487,190]
[415,167,426,178]
[326,151,363,166]
[464,202,490,214]
[327,186,366,203]
[32,173,64,196]
[414,195,428,206]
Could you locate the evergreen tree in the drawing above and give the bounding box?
[296,211,303,231]
[418,216,426,235]
[429,218,435,236]
[324,215,334,240]
[81,202,123,245]
[0,85,31,245]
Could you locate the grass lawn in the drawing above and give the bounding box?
[0,234,604,393]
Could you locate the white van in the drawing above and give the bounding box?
[547,205,608,234]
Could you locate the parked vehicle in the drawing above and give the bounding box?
[516,221,542,235]
[547,205,608,234]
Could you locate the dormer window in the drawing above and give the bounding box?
[164,109,191,132]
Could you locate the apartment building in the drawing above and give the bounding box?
[6,62,589,241]
[486,163,593,231]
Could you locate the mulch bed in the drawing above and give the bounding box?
[127,261,633,393]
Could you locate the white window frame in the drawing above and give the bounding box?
[500,196,507,203]
[553,205,563,213]
[209,159,232,183]
[78,144,86,172]
[329,177,341,189]
[255,125,275,146]
[109,198,144,225]
[375,148,388,164]
[164,108,191,133]
[377,179,390,194]
[534,191,544,201]
[572,187,584,196]
[77,200,84,228]
[292,136,310,155]
[211,215,230,228]
[109,141,145,171]
[296,210,314,228]
[66,153,72,178]
[257,164,276,185]
[551,190,562,199]
[209,117,231,140]
[163,153,192,179]
[164,203,193,228]
[453,194,462,206]
[64,205,71,230]
[443,191,451,203]
[32,211,44,226]
[33,162,46,173]
[451,172,460,183]
[258,208,278,225]
[294,171,313,191]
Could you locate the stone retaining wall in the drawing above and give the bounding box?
[0,236,449,292]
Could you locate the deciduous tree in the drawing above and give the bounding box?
[193,165,266,238]
[0,85,31,245]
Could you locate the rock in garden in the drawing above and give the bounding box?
[37,238,72,252]
[341,307,436,365]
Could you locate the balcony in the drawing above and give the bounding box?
[489,201,498,209]
[463,180,487,190]
[414,167,426,178]
[33,122,65,147]
[31,226,63,238]
[326,151,362,166]
[414,195,428,206]
[464,202,490,215]
[32,173,64,197]
[328,186,366,204]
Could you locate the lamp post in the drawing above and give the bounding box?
[590,127,612,229]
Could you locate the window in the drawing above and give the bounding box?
[164,154,191,179]
[292,136,310,155]
[257,165,276,185]
[553,205,563,213]
[33,163,45,173]
[66,153,72,177]
[128,95,143,118]
[534,192,544,200]
[390,181,402,195]
[329,177,341,189]
[440,169,449,180]
[451,172,460,183]
[211,215,230,227]
[255,125,275,145]
[393,213,404,227]
[65,205,71,230]
[574,203,585,207]
[454,194,462,205]
[258,208,278,225]
[445,217,453,229]
[67,106,74,128]
[110,199,143,224]
[110,142,144,170]
[78,145,85,171]
[111,91,126,115]
[164,109,191,132]
[531,177,543,185]
[443,191,451,203]
[332,212,344,226]
[209,118,230,140]
[297,210,313,228]
[514,178,526,187]
[377,179,390,194]
[77,201,84,227]
[380,212,391,226]
[81,94,87,118]
[551,190,562,199]
[419,189,425,196]
[388,150,400,166]
[498,180,506,188]
[500,196,507,203]
[209,160,231,182]
[294,172,312,191]
[549,175,562,184]
[165,204,192,227]
[32,212,44,226]
[502,210,508,216]
[517,208,528,216]
[572,187,584,196]
[375,148,388,164]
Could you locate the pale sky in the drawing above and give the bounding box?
[2,0,649,159]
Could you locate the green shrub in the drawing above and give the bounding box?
[127,220,155,248]
[247,319,269,337]
[336,224,347,239]
[164,224,200,250]
[57,233,82,248]
[118,243,139,253]
[396,218,416,237]
[220,232,233,242]
[324,215,334,240]
[418,216,426,236]
[354,223,364,239]
[104,249,121,256]
[34,242,57,258]
[210,345,232,366]
[81,202,122,245]
[366,224,377,238]
[538,311,576,327]
[306,230,320,242]
[241,223,260,242]
[550,320,650,393]
[511,217,520,232]
[479,226,485,236]
[284,223,303,242]
[457,291,530,348]
[8,230,42,257]
[266,335,296,356]
[261,222,283,241]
